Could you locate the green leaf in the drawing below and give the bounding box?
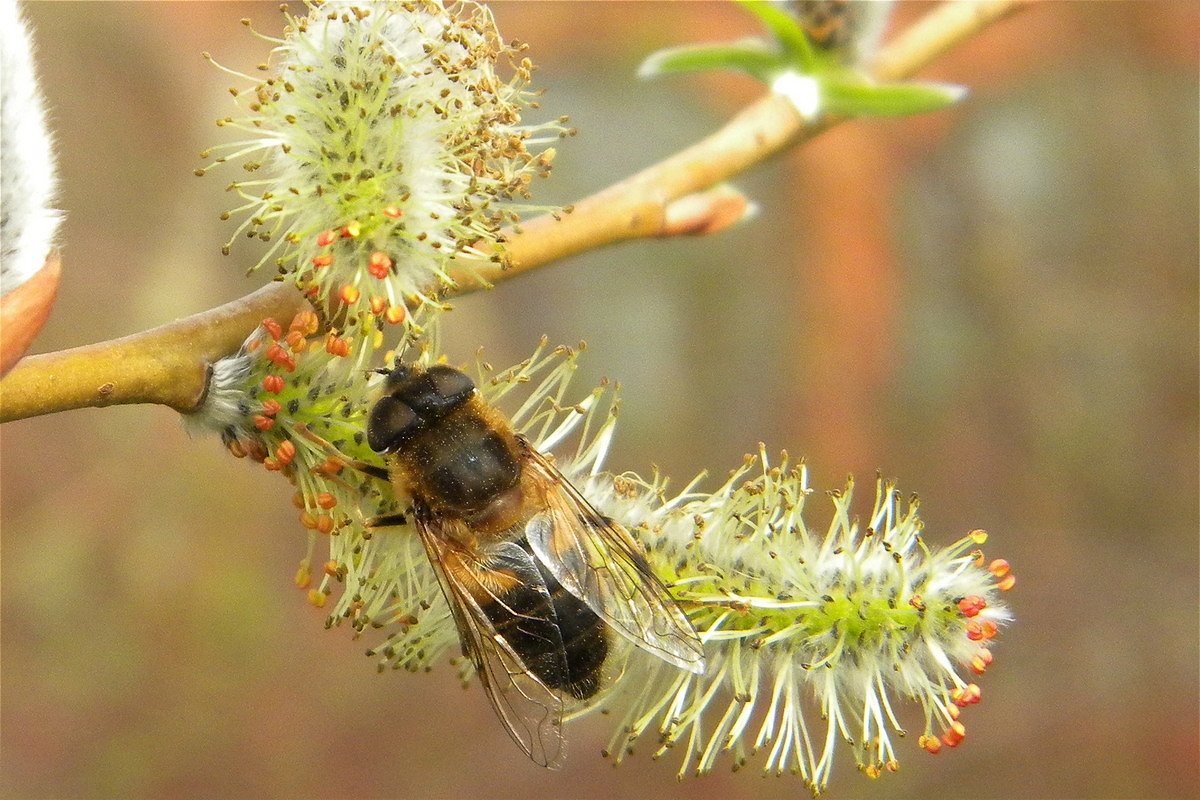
[736,0,817,71]
[639,40,784,83]
[819,78,968,118]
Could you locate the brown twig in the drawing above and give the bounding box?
[444,0,1031,291]
[0,0,1029,424]
[0,282,309,421]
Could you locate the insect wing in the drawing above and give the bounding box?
[521,444,705,674]
[412,518,567,767]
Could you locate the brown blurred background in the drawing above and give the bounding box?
[2,2,1197,798]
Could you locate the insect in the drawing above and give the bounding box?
[302,362,705,766]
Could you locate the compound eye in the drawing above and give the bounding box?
[406,365,476,416]
[367,395,419,452]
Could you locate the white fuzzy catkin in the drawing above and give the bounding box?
[1,0,62,295]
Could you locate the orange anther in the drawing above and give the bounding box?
[368,250,393,278]
[384,305,406,325]
[315,514,335,534]
[951,684,981,707]
[307,589,327,608]
[317,492,337,509]
[970,648,994,675]
[275,439,296,467]
[289,309,320,336]
[324,335,350,357]
[382,206,403,219]
[958,595,987,618]
[942,721,966,748]
[299,511,317,529]
[253,415,275,431]
[316,229,337,246]
[341,221,361,238]
[312,253,334,268]
[263,457,281,471]
[262,374,285,394]
[323,560,341,577]
[285,330,306,350]
[369,295,388,316]
[997,574,1016,592]
[340,284,360,304]
[988,558,1010,578]
[261,318,283,340]
[919,734,942,755]
[261,399,282,417]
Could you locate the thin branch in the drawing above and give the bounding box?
[444,0,1031,292]
[0,0,1029,424]
[0,282,309,422]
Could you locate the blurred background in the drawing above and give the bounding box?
[2,2,1197,798]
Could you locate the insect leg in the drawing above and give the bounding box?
[293,423,391,483]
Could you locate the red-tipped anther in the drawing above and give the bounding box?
[951,683,981,707]
[262,374,286,394]
[942,721,966,748]
[340,284,360,304]
[260,399,282,417]
[384,305,406,325]
[285,330,308,352]
[957,595,987,618]
[316,229,337,247]
[920,735,942,755]
[382,206,403,219]
[261,318,283,340]
[970,647,994,675]
[315,457,343,476]
[253,414,275,431]
[326,336,350,357]
[275,439,296,467]
[368,251,393,278]
[312,253,334,268]
[369,295,388,316]
[341,221,361,238]
[289,309,320,336]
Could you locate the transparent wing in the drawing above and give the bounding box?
[412,516,567,768]
[521,441,706,674]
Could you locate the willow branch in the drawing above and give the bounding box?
[0,282,309,421]
[444,0,1031,291]
[0,0,1028,424]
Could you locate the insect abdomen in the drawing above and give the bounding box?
[484,548,609,701]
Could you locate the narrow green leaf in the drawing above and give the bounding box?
[819,79,968,118]
[639,40,784,83]
[736,0,816,71]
